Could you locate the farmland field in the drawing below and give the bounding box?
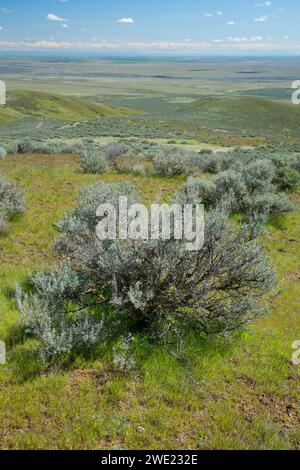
[0,55,300,450]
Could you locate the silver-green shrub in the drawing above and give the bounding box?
[16,180,275,362]
[16,262,103,362]
[0,216,9,234]
[269,154,300,192]
[0,175,26,220]
[80,149,109,174]
[0,147,7,160]
[3,142,18,155]
[16,287,103,363]
[56,183,273,333]
[180,158,293,217]
[153,147,194,176]
[101,141,128,162]
[132,164,147,176]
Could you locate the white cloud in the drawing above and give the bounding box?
[204,11,223,17]
[117,17,134,24]
[226,36,264,42]
[0,37,297,54]
[227,21,237,25]
[62,24,69,29]
[255,1,272,7]
[47,13,66,22]
[0,39,210,51]
[255,15,268,22]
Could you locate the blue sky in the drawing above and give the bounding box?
[0,0,299,54]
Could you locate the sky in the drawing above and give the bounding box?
[0,0,299,54]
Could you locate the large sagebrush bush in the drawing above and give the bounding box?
[17,181,275,362]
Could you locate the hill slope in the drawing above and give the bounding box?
[4,90,135,121]
[182,96,300,141]
[0,107,24,125]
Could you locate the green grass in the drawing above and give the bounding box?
[4,90,137,122]
[0,153,299,450]
[0,106,24,125]
[183,97,300,142]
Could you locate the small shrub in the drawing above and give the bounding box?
[199,148,213,155]
[0,216,9,234]
[242,159,274,193]
[179,158,293,217]
[3,142,18,155]
[153,147,193,176]
[17,290,103,363]
[200,153,221,173]
[101,141,128,162]
[0,175,26,219]
[274,166,299,193]
[292,155,300,173]
[56,180,138,239]
[132,164,147,176]
[0,147,7,160]
[215,170,248,210]
[80,150,109,174]
[17,140,37,154]
[16,262,103,363]
[243,192,293,215]
[112,334,136,372]
[180,178,217,206]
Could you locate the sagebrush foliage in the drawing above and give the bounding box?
[0,175,26,231]
[16,262,103,362]
[0,147,7,160]
[13,142,298,363]
[16,180,275,362]
[153,147,196,176]
[80,149,109,174]
[179,158,294,217]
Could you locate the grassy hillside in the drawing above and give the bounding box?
[0,153,299,450]
[182,97,300,141]
[4,90,136,121]
[0,106,24,125]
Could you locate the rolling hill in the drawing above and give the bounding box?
[2,90,136,122]
[181,96,300,141]
[0,106,24,125]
